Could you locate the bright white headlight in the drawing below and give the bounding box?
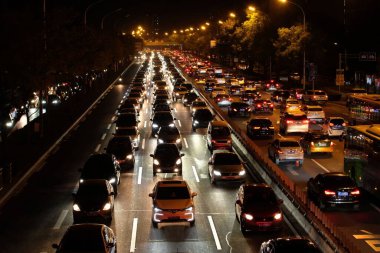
[153,159,160,165]
[127,154,133,159]
[239,170,246,176]
[73,204,80,211]
[274,213,282,220]
[213,170,221,176]
[152,123,158,128]
[109,177,116,184]
[176,138,181,143]
[176,159,182,165]
[169,123,175,127]
[103,203,112,211]
[158,139,164,144]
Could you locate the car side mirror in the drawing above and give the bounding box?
[52,243,59,249]
[150,154,154,157]
[148,193,153,197]
[235,199,242,205]
[192,192,198,197]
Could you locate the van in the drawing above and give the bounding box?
[207,121,232,152]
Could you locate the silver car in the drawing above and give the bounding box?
[208,151,246,184]
[268,138,304,166]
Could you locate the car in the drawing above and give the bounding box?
[182,92,198,106]
[292,88,306,100]
[208,151,246,184]
[303,90,328,105]
[214,94,232,107]
[229,85,243,95]
[105,136,135,169]
[151,111,176,136]
[152,103,172,115]
[154,89,169,96]
[204,79,217,92]
[115,113,139,130]
[302,105,325,123]
[152,98,171,108]
[79,153,121,194]
[251,99,274,114]
[150,143,184,176]
[153,80,168,92]
[192,108,213,131]
[299,131,334,155]
[268,138,304,166]
[260,237,321,253]
[241,89,261,104]
[210,87,227,98]
[72,179,115,224]
[149,179,197,227]
[124,97,141,110]
[264,79,282,91]
[113,127,140,149]
[42,94,61,107]
[128,92,144,104]
[52,223,117,253]
[180,82,194,93]
[207,120,232,152]
[190,100,208,116]
[271,90,291,106]
[279,112,309,135]
[307,172,361,210]
[156,125,182,150]
[119,101,138,115]
[246,118,274,138]
[172,86,188,101]
[228,102,251,117]
[281,98,301,112]
[235,184,283,233]
[325,116,346,137]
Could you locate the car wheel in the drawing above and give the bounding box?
[152,220,158,228]
[240,217,247,234]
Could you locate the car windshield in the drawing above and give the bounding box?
[156,187,190,199]
[156,145,179,156]
[193,101,206,107]
[159,127,179,135]
[214,153,241,165]
[212,126,230,137]
[195,110,212,119]
[308,107,322,111]
[77,184,108,198]
[245,188,277,205]
[107,139,133,153]
[154,113,173,121]
[280,141,300,148]
[60,228,104,251]
[330,118,344,125]
[315,91,326,95]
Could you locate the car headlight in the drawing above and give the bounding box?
[73,204,80,211]
[52,100,59,104]
[103,203,112,211]
[176,158,182,165]
[5,121,13,128]
[109,177,116,184]
[158,139,164,143]
[152,123,158,128]
[185,206,193,211]
[153,159,160,165]
[127,154,133,160]
[239,170,246,176]
[274,212,282,220]
[169,123,175,127]
[176,138,181,143]
[213,170,221,176]
[154,207,163,213]
[243,213,254,221]
[194,120,199,125]
[79,179,84,183]
[42,100,47,104]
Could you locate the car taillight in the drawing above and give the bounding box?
[229,98,233,101]
[302,120,309,124]
[342,123,346,126]
[313,95,317,99]
[257,104,262,108]
[310,142,315,146]
[217,98,221,101]
[286,120,294,124]
[324,190,336,196]
[351,189,360,195]
[278,149,283,154]
[329,123,334,126]
[270,104,273,108]
[266,84,270,87]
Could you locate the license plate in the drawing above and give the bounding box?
[256,222,271,227]
[318,143,327,147]
[87,212,99,216]
[169,216,180,220]
[338,191,348,197]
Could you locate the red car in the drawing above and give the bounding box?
[251,99,274,114]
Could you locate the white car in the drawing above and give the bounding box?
[325,117,346,137]
[303,105,325,123]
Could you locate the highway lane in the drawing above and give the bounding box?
[0,61,300,253]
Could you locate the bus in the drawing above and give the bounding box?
[344,124,380,201]
[346,94,380,124]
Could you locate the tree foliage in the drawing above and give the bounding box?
[273,24,309,58]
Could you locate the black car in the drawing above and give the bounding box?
[235,184,283,233]
[260,237,321,253]
[52,224,117,253]
[192,108,213,131]
[72,179,115,224]
[307,172,361,210]
[228,102,251,117]
[150,143,184,176]
[251,99,274,114]
[152,98,170,108]
[182,92,199,106]
[156,125,182,149]
[152,103,172,115]
[271,90,291,105]
[246,118,274,138]
[115,113,139,130]
[105,136,135,169]
[79,153,121,194]
[151,111,176,136]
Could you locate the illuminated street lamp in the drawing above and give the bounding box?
[205,22,210,26]
[218,20,224,24]
[200,25,206,31]
[279,0,306,89]
[101,8,122,30]
[84,0,105,31]
[248,6,256,12]
[229,12,236,18]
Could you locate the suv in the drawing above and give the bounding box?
[279,112,309,135]
[268,138,304,166]
[207,121,232,152]
[149,179,197,227]
[303,90,328,105]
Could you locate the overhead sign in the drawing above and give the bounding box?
[336,69,345,86]
[359,52,376,61]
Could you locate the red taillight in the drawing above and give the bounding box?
[310,141,315,146]
[229,98,233,101]
[270,104,274,108]
[313,95,317,99]
[329,123,334,126]
[266,84,270,87]
[351,189,360,195]
[324,190,336,196]
[342,123,346,126]
[302,120,309,124]
[217,98,221,101]
[278,149,283,154]
[257,104,262,108]
[286,120,294,124]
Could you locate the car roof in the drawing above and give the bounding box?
[278,137,298,142]
[156,179,188,187]
[210,120,228,127]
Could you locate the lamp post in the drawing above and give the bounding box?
[101,8,122,30]
[279,0,306,90]
[84,0,105,31]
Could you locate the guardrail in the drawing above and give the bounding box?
[175,66,356,252]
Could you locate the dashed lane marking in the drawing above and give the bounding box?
[183,137,189,149]
[53,210,68,230]
[192,166,200,183]
[101,133,107,140]
[208,215,222,250]
[94,144,101,153]
[137,167,142,185]
[311,159,330,173]
[130,218,138,252]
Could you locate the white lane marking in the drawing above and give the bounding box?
[101,133,107,140]
[178,120,182,128]
[137,167,142,185]
[183,137,189,149]
[111,116,116,122]
[174,108,177,113]
[192,166,200,183]
[283,213,299,236]
[146,108,148,114]
[115,110,118,115]
[208,215,222,250]
[130,218,138,252]
[142,138,145,150]
[311,159,330,173]
[118,104,121,109]
[277,133,283,138]
[225,232,233,253]
[144,121,147,128]
[107,124,112,130]
[289,169,299,176]
[200,173,208,179]
[53,210,68,229]
[94,144,101,153]
[370,203,380,213]
[361,230,373,234]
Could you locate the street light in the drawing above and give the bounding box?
[229,12,236,18]
[84,0,106,31]
[101,8,122,30]
[279,0,306,89]
[248,6,256,12]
